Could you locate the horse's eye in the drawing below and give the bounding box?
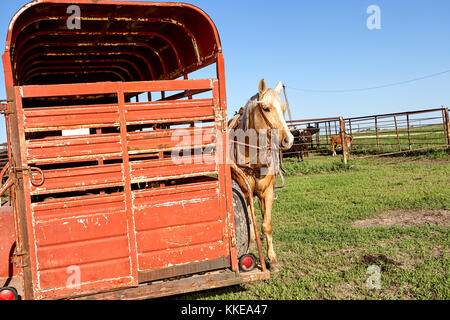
[261,104,271,112]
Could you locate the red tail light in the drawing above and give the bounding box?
[239,254,257,272]
[0,287,18,300]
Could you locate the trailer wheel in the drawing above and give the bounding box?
[232,180,250,258]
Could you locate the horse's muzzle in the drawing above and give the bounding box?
[280,133,294,151]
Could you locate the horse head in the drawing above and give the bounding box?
[255,79,294,151]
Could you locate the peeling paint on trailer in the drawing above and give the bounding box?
[0,0,268,300]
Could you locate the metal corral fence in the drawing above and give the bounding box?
[284,116,342,159]
[284,107,450,160]
[344,107,450,158]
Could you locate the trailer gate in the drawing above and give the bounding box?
[0,1,271,300]
[6,79,233,299]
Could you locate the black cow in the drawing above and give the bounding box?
[287,126,320,161]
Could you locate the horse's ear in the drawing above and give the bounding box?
[258,79,267,97]
[274,81,283,94]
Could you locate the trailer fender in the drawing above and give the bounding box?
[0,205,17,280]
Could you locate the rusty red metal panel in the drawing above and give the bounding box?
[0,205,18,279]
[30,190,135,297]
[136,221,224,256]
[26,133,122,164]
[132,179,227,271]
[31,193,126,222]
[24,104,119,132]
[125,98,215,125]
[34,211,128,248]
[127,126,216,155]
[31,163,124,195]
[132,180,219,208]
[18,79,213,98]
[134,197,222,233]
[139,241,226,271]
[19,81,118,98]
[130,155,216,183]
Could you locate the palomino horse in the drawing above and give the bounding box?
[330,134,353,156]
[229,79,294,272]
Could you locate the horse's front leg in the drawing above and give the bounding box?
[331,143,336,156]
[261,186,281,272]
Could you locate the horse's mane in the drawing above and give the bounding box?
[239,93,259,130]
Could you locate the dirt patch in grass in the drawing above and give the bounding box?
[361,253,399,266]
[352,209,450,227]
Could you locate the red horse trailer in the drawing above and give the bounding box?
[0,0,269,300]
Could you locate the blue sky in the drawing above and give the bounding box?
[0,0,449,143]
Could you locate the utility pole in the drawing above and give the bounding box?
[282,84,293,122]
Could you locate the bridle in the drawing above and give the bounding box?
[230,93,286,188]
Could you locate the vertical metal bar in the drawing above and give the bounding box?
[445,108,450,149]
[407,114,412,150]
[157,89,166,188]
[96,128,104,165]
[96,128,106,195]
[117,85,139,285]
[394,115,401,151]
[339,117,348,164]
[441,108,448,146]
[184,74,193,100]
[348,119,353,152]
[327,121,331,144]
[282,84,293,122]
[441,107,446,140]
[334,120,337,135]
[216,53,239,272]
[10,86,35,300]
[315,121,320,148]
[375,116,380,152]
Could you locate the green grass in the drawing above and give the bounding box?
[179,154,450,300]
[281,158,352,176]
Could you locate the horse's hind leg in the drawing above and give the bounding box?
[248,204,256,247]
[261,187,281,272]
